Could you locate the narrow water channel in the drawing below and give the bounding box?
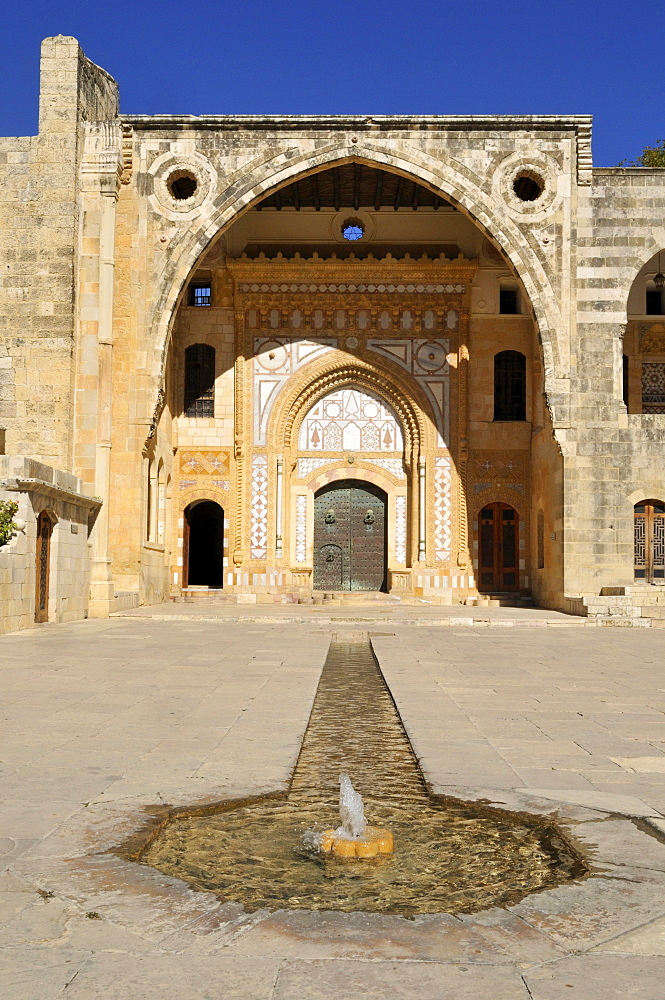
[139,638,585,915]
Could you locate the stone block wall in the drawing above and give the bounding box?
[0,36,118,469]
[2,35,665,620]
[0,456,99,634]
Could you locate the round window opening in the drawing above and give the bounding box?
[512,170,544,203]
[342,217,365,241]
[167,170,199,201]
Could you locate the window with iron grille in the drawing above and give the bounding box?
[190,283,212,307]
[184,344,215,417]
[494,350,526,421]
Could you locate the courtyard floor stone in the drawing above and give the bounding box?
[2,613,665,998]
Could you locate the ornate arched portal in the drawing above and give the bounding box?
[147,145,564,419]
[153,158,547,604]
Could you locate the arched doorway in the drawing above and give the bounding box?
[479,503,519,592]
[314,480,387,592]
[634,500,665,582]
[183,501,224,588]
[35,510,53,622]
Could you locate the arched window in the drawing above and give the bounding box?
[494,350,526,421]
[184,344,215,418]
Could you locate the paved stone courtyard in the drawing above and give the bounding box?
[2,609,665,997]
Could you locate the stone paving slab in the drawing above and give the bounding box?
[113,600,591,629]
[3,618,665,997]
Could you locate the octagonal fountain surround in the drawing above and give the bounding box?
[128,638,587,916]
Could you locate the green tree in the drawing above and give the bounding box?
[620,139,665,168]
[0,500,18,547]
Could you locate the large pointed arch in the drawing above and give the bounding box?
[146,141,566,431]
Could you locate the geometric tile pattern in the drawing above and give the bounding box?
[297,458,332,478]
[298,386,403,452]
[179,449,230,477]
[253,336,336,444]
[366,338,450,446]
[371,457,406,479]
[434,455,452,562]
[250,455,268,558]
[642,362,665,412]
[295,494,307,564]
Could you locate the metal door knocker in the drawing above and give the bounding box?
[364,508,375,525]
[324,509,336,524]
[326,552,335,562]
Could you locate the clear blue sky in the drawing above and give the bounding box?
[0,0,661,167]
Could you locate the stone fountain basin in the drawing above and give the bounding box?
[11,783,665,964]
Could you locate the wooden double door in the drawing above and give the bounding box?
[634,500,665,582]
[479,502,519,592]
[313,481,387,592]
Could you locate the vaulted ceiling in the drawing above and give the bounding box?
[255,164,451,212]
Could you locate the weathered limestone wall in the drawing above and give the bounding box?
[0,457,98,634]
[0,36,118,470]
[564,170,665,596]
[3,35,665,619]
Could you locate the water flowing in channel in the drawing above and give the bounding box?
[138,639,585,915]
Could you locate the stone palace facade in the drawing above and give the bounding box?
[1,35,665,632]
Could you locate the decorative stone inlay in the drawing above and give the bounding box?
[366,338,450,446]
[471,451,529,485]
[434,456,452,562]
[299,387,403,452]
[297,458,332,478]
[371,458,406,479]
[179,450,230,477]
[295,495,307,564]
[250,455,268,558]
[253,337,336,444]
[395,495,407,564]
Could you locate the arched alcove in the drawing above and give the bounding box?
[146,146,562,426]
[143,152,550,604]
[625,250,665,413]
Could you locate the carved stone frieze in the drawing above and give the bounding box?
[639,323,665,354]
[470,450,529,497]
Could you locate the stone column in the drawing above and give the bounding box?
[78,123,123,617]
[275,455,284,558]
[418,457,427,561]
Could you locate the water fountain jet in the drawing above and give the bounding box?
[319,774,394,858]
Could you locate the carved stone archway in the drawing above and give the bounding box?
[145,143,566,433]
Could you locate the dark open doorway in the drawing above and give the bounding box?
[184,501,224,588]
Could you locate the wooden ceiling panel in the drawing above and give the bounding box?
[255,165,450,211]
